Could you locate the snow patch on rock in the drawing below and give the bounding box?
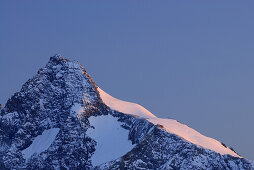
[22,128,60,159]
[87,115,135,166]
[39,99,45,110]
[71,103,84,118]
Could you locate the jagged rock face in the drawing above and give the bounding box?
[0,55,253,170]
[0,56,102,169]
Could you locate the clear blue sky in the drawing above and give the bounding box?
[0,0,253,160]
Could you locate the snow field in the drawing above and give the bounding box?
[87,115,135,166]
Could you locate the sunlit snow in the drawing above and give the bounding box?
[22,128,60,159]
[98,88,156,119]
[87,115,135,166]
[148,118,239,157]
[98,87,239,157]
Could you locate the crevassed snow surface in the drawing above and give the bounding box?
[98,88,156,119]
[87,115,135,166]
[22,128,60,159]
[98,87,239,157]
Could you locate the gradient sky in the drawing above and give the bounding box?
[0,1,253,160]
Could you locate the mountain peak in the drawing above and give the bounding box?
[46,54,81,72]
[3,55,100,116]
[45,55,93,84]
[0,55,253,169]
[50,54,67,62]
